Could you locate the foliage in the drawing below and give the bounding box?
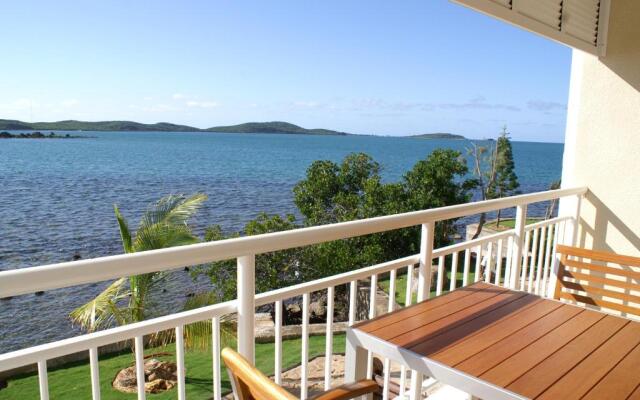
[467,126,521,235]
[198,213,302,300]
[69,194,207,332]
[488,126,520,200]
[198,151,475,299]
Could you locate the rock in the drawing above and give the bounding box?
[113,358,179,394]
[309,300,326,320]
[35,291,44,296]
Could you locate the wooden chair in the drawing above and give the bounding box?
[221,347,379,400]
[554,245,640,317]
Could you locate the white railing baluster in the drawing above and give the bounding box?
[542,223,554,295]
[535,226,546,295]
[369,274,378,319]
[462,249,471,287]
[366,274,378,378]
[485,242,494,283]
[382,269,396,400]
[405,265,414,306]
[212,317,222,400]
[237,255,256,363]
[399,265,413,399]
[450,251,459,291]
[495,239,503,286]
[175,325,186,400]
[474,245,482,283]
[134,336,146,400]
[511,204,528,289]
[89,347,100,400]
[348,280,357,326]
[505,235,514,286]
[324,287,334,391]
[520,230,530,291]
[274,300,283,385]
[528,228,539,292]
[38,360,49,400]
[301,292,310,400]
[436,256,445,296]
[388,269,397,312]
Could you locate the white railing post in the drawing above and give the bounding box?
[175,325,186,400]
[134,336,146,400]
[237,255,256,363]
[89,347,100,400]
[547,194,582,297]
[509,205,527,289]
[37,360,49,400]
[417,222,434,301]
[412,222,434,400]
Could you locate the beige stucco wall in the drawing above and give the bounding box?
[560,0,640,256]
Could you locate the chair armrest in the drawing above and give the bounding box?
[311,379,379,400]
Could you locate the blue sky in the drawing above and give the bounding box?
[0,1,572,141]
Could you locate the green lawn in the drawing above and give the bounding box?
[484,218,540,231]
[0,334,345,400]
[379,269,477,306]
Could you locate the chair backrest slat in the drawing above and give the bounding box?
[554,245,640,318]
[221,348,297,400]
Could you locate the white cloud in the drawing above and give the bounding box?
[172,93,186,100]
[186,100,219,109]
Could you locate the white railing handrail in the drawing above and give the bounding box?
[0,187,587,298]
[0,299,237,372]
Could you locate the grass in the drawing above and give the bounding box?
[484,218,540,231]
[379,268,477,306]
[0,334,345,400]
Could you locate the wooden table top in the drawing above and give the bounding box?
[353,282,640,399]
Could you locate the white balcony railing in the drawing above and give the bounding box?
[0,187,587,400]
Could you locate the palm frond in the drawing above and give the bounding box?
[140,193,208,228]
[114,205,133,253]
[133,223,199,252]
[69,278,129,332]
[151,292,235,350]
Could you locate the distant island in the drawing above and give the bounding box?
[0,119,349,136]
[205,121,347,135]
[410,133,466,140]
[0,131,85,139]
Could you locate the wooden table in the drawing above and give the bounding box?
[345,282,640,400]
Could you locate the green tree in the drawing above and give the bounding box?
[198,151,475,300]
[488,126,520,227]
[199,213,302,301]
[70,194,207,332]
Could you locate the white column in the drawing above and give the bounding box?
[509,205,527,289]
[237,254,255,363]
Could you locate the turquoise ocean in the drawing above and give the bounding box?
[0,131,563,350]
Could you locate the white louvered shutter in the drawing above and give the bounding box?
[451,0,608,56]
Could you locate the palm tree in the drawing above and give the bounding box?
[70,193,208,332]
